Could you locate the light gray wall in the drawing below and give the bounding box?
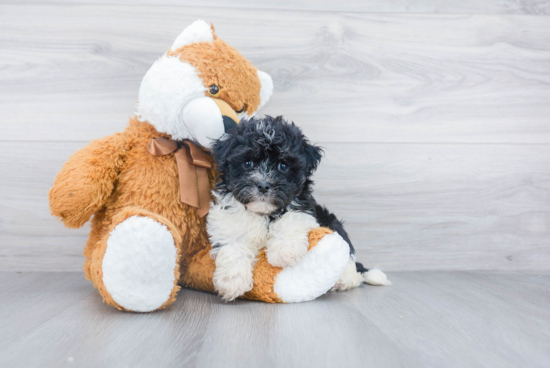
[1,1,549,271]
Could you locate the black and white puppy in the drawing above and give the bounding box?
[207,116,389,301]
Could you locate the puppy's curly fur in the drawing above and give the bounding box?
[207,116,388,301]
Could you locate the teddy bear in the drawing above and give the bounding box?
[49,20,353,312]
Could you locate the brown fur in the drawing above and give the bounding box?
[244,228,333,303]
[50,117,337,309]
[168,37,262,115]
[180,228,334,304]
[49,25,338,310]
[89,207,183,311]
[308,227,333,250]
[50,118,212,308]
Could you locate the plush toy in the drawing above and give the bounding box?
[49,20,352,312]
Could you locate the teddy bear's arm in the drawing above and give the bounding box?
[49,133,127,228]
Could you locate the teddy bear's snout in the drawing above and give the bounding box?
[211,97,240,133]
[223,116,238,132]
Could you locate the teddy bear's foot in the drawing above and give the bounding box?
[182,227,351,304]
[96,214,181,312]
[272,230,350,303]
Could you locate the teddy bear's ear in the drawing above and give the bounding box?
[210,23,218,40]
[171,19,214,51]
[256,70,274,112]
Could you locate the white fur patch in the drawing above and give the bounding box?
[138,56,227,147]
[207,194,269,300]
[137,56,206,140]
[363,269,392,286]
[256,70,274,113]
[266,211,319,268]
[171,19,213,51]
[331,259,363,291]
[274,232,350,303]
[211,245,256,301]
[245,200,276,214]
[208,194,269,258]
[181,97,226,148]
[207,193,353,302]
[102,216,177,312]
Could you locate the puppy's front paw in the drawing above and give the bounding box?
[266,236,309,268]
[213,267,254,302]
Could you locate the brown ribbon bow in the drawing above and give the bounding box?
[147,137,212,218]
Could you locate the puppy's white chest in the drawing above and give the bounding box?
[232,209,269,251]
[207,194,269,255]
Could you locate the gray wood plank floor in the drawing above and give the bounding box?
[0,271,549,368]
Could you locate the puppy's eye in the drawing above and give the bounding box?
[209,85,220,96]
[278,162,289,173]
[243,160,254,169]
[236,105,246,114]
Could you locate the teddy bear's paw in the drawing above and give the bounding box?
[265,236,309,268]
[102,216,178,312]
[273,232,350,303]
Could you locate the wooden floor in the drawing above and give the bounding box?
[0,271,548,368]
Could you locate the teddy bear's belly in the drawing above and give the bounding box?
[107,156,197,234]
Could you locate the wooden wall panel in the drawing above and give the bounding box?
[2,0,549,15]
[1,6,550,143]
[1,3,549,271]
[1,141,548,271]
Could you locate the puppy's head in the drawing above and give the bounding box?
[212,116,323,214]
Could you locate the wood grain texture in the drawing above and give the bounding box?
[1,141,549,272]
[1,4,549,272]
[0,271,549,368]
[2,0,550,15]
[1,6,550,143]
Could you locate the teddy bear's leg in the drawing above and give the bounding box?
[260,228,350,303]
[244,227,350,303]
[181,228,350,303]
[89,207,182,312]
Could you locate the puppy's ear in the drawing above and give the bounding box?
[303,142,323,176]
[212,134,236,179]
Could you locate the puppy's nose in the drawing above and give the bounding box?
[257,182,271,193]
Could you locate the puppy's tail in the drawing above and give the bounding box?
[355,262,392,286]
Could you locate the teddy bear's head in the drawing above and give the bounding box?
[137,20,274,148]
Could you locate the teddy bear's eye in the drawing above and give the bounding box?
[209,85,220,96]
[243,160,254,169]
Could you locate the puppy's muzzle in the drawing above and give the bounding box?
[257,181,271,194]
[212,98,239,133]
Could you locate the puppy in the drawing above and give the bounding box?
[207,116,390,301]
